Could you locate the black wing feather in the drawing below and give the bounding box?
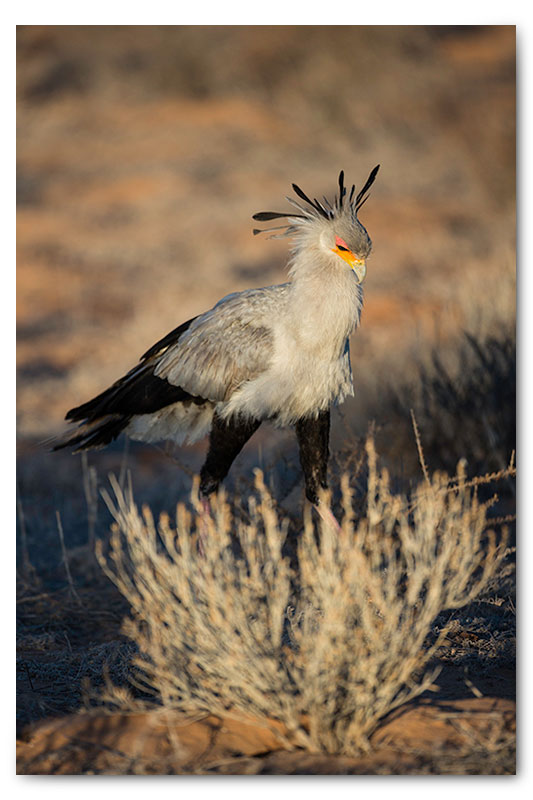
[141,316,197,361]
[52,415,130,452]
[62,315,206,430]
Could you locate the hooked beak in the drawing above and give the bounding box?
[332,247,367,284]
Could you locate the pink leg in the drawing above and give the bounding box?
[197,497,211,557]
[314,502,342,533]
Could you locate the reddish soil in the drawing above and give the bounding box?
[17,696,515,775]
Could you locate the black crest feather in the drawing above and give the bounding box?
[292,182,330,219]
[291,182,315,207]
[338,170,346,208]
[252,166,380,236]
[253,211,290,221]
[355,164,380,211]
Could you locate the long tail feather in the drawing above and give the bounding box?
[52,415,129,453]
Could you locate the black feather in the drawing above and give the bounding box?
[58,362,208,454]
[66,366,206,422]
[65,315,205,425]
[338,170,345,208]
[141,316,197,361]
[252,211,291,221]
[293,186,319,214]
[253,224,293,236]
[355,164,380,210]
[355,194,370,212]
[53,415,130,452]
[291,182,315,208]
[313,198,330,218]
[291,182,330,219]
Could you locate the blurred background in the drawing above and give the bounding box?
[17,24,515,550]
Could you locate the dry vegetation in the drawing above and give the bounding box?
[17,423,515,773]
[17,25,515,774]
[94,438,512,757]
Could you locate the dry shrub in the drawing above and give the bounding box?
[396,328,516,476]
[96,437,511,755]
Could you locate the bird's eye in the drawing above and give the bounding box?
[334,235,350,252]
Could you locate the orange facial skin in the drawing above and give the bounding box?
[331,235,366,270]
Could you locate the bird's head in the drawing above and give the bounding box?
[252,166,379,285]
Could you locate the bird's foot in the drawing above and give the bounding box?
[313,502,342,533]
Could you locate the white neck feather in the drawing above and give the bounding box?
[286,249,363,357]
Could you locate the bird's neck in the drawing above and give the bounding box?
[287,253,363,352]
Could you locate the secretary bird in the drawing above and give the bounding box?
[54,167,380,528]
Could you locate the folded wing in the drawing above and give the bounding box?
[155,287,277,401]
[53,287,280,452]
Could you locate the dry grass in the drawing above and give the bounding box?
[399,328,516,477]
[94,436,512,755]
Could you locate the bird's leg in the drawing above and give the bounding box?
[200,413,262,496]
[313,499,342,533]
[295,409,341,532]
[199,411,262,523]
[196,496,212,557]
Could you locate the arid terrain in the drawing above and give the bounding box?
[16,25,515,774]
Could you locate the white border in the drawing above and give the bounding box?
[9,6,527,796]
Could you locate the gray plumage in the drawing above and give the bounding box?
[156,287,280,405]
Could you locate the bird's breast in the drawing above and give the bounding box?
[222,329,353,427]
[220,276,361,426]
